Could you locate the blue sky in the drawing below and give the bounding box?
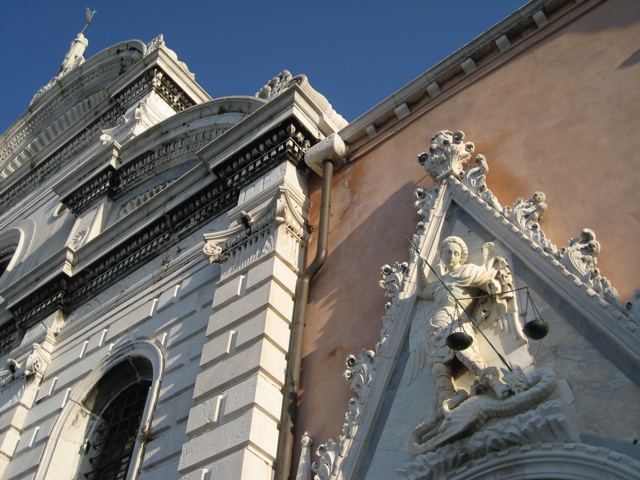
[1,1,528,133]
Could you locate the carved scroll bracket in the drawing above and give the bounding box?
[203,164,310,281]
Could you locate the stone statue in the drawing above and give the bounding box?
[415,237,509,410]
[59,33,88,74]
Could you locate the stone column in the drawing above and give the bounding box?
[178,160,309,479]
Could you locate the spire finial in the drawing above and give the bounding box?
[80,7,97,35]
[58,7,96,74]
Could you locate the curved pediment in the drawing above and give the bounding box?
[0,40,146,181]
[114,96,265,196]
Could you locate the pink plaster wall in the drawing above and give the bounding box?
[295,0,640,470]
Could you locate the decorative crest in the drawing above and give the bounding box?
[418,130,475,181]
[255,70,298,101]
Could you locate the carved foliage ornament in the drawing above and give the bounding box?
[255,70,303,102]
[418,130,474,181]
[418,130,627,313]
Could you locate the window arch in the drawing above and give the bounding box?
[447,442,639,480]
[36,342,163,480]
[0,227,24,292]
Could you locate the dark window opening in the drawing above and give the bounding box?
[83,380,151,480]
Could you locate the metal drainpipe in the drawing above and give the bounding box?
[275,133,345,480]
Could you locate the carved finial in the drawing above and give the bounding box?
[255,70,294,101]
[418,130,474,182]
[58,8,96,75]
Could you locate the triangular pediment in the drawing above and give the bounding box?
[310,130,640,480]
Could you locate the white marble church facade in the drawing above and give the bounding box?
[0,34,345,480]
[1,1,639,479]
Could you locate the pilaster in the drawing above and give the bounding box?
[179,160,309,479]
[0,329,53,478]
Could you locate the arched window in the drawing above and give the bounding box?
[0,244,16,278]
[37,343,163,480]
[78,358,153,480]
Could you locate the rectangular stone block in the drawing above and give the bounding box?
[212,274,245,309]
[140,428,185,470]
[193,338,286,401]
[138,457,181,480]
[164,344,186,375]
[236,308,290,353]
[207,282,293,338]
[223,373,282,422]
[105,300,153,344]
[186,447,275,480]
[185,394,223,436]
[159,361,200,404]
[200,330,235,368]
[14,415,54,457]
[156,283,180,313]
[0,426,20,457]
[179,266,216,298]
[201,308,289,368]
[15,388,67,430]
[178,408,278,472]
[85,328,108,356]
[35,376,56,403]
[48,347,101,394]
[165,308,209,349]
[2,442,43,479]
[245,255,298,296]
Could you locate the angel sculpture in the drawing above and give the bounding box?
[412,237,524,425]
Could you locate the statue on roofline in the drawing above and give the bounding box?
[58,8,97,75]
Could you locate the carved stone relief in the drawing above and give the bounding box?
[306,130,638,480]
[203,179,310,281]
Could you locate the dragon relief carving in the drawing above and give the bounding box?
[408,366,557,456]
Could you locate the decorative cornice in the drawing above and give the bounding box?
[203,166,311,281]
[0,108,122,215]
[0,66,204,217]
[340,0,600,146]
[0,120,316,354]
[114,67,196,114]
[63,166,120,215]
[0,42,144,179]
